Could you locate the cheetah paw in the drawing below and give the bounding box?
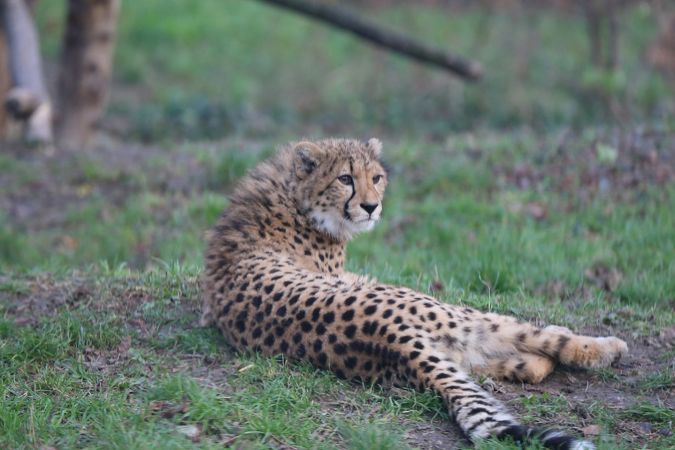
[574,336,628,369]
[592,336,628,367]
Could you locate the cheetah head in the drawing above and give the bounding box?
[292,138,388,241]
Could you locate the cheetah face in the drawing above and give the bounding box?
[294,139,387,241]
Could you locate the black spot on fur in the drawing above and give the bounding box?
[334,343,347,355]
[361,321,379,335]
[345,356,358,369]
[341,309,355,321]
[317,352,328,366]
[313,339,323,352]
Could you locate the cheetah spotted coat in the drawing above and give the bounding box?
[202,138,627,450]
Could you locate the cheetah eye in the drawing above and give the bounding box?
[372,175,383,185]
[337,175,353,185]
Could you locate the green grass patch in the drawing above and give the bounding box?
[623,402,674,424]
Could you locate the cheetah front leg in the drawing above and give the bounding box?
[480,312,628,370]
[474,352,556,384]
[524,324,627,369]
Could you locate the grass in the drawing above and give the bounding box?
[623,403,675,425]
[639,370,674,391]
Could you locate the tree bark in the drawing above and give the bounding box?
[605,1,619,70]
[0,31,9,139]
[1,0,53,143]
[585,1,603,67]
[56,0,120,150]
[254,0,482,80]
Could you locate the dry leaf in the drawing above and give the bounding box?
[176,424,201,442]
[581,424,601,437]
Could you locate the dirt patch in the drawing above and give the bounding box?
[0,274,93,325]
[0,138,231,232]
[494,128,675,204]
[402,420,467,449]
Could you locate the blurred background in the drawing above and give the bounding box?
[17,0,675,140]
[0,0,673,293]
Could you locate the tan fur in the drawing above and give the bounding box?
[202,138,627,449]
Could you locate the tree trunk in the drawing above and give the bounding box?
[56,0,120,150]
[1,0,53,143]
[585,1,603,68]
[0,31,9,139]
[605,1,619,70]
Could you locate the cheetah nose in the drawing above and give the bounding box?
[360,203,378,215]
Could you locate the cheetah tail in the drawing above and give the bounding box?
[496,425,595,450]
[414,358,593,450]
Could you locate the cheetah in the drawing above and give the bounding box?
[202,138,627,450]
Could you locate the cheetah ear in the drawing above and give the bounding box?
[366,138,382,158]
[294,141,325,177]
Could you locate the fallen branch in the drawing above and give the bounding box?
[254,0,482,80]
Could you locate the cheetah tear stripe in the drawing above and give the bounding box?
[203,138,627,449]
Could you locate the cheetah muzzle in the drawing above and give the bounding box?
[202,138,628,450]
